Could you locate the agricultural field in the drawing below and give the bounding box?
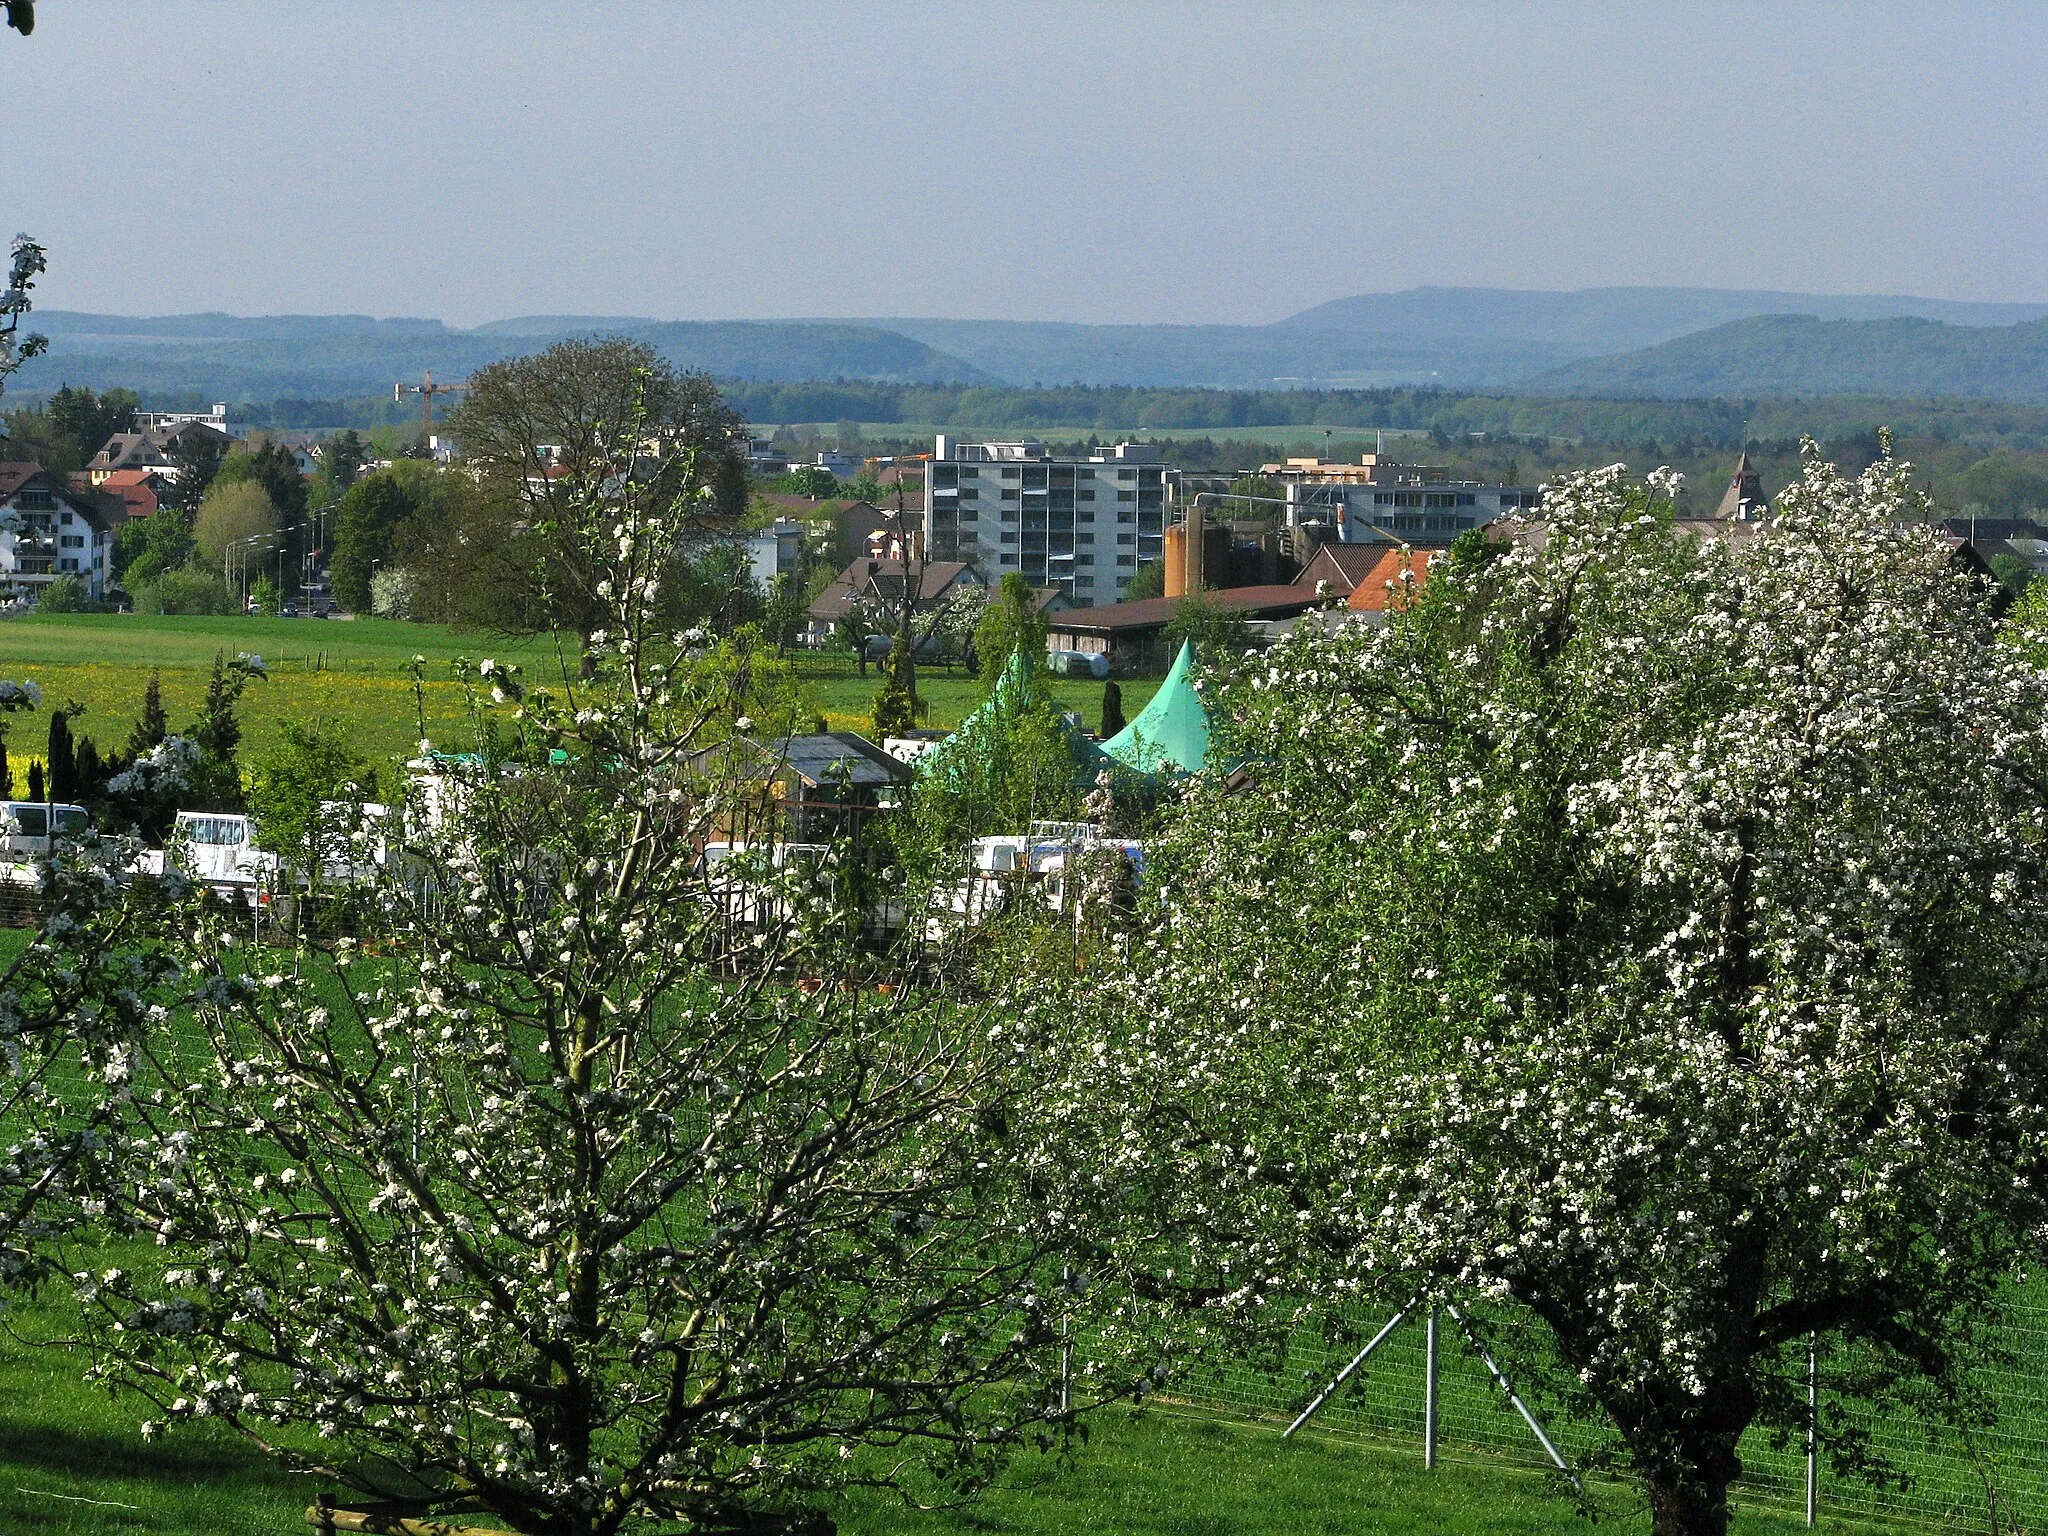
[0,614,1159,787]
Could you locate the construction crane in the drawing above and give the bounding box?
[395,370,470,444]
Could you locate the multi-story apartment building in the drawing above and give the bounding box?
[1260,455,1542,545]
[0,463,115,601]
[925,437,1174,602]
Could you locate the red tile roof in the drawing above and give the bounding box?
[1346,549,1435,612]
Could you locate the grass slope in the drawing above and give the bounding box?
[0,615,1159,787]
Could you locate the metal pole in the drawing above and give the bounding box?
[1805,1334,1818,1528]
[1284,1302,1412,1438]
[1444,1305,1584,1497]
[1424,1310,1439,1469]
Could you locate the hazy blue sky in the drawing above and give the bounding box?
[6,2,2044,325]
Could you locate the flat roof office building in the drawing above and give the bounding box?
[1261,456,1541,545]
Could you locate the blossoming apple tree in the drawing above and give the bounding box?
[1042,450,2048,1536]
[84,443,1115,1536]
[0,680,181,1290]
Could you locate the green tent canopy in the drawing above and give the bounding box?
[913,647,1121,787]
[1103,640,1211,775]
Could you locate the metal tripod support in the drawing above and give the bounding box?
[1283,1297,1584,1499]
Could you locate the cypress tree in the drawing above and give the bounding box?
[869,635,919,740]
[127,669,168,758]
[47,710,74,804]
[27,760,44,804]
[73,735,103,800]
[1100,680,1126,739]
[0,732,10,800]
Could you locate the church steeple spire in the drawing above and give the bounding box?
[1716,450,1766,519]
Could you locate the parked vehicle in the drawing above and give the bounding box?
[169,811,280,901]
[0,801,90,865]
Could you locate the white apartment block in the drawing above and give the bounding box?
[924,436,1174,601]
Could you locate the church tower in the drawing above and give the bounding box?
[1715,450,1766,519]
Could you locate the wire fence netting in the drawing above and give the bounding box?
[1160,1297,2048,1530]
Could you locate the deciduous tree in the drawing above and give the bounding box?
[1049,453,2048,1536]
[85,468,1116,1536]
[443,337,749,645]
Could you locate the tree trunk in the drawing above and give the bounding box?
[1644,1441,1742,1536]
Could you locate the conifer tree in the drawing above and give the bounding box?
[126,669,168,759]
[46,708,73,803]
[26,759,43,803]
[1099,679,1126,738]
[187,653,264,812]
[869,634,918,739]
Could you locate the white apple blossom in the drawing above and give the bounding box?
[84,463,1119,1536]
[1034,448,2048,1536]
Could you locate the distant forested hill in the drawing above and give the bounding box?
[1279,286,2048,351]
[1536,314,2048,404]
[10,315,989,397]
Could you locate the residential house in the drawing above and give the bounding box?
[1297,542,1403,599]
[804,555,986,649]
[90,467,169,520]
[0,463,115,601]
[1345,548,1437,617]
[86,420,232,485]
[742,520,807,591]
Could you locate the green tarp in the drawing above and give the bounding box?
[1102,640,1211,775]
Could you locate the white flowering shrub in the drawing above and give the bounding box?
[83,464,1109,1536]
[1041,449,2048,1536]
[0,682,181,1288]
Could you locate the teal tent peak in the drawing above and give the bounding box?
[1103,640,1210,775]
[914,645,1120,785]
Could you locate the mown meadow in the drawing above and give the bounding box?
[0,614,1158,787]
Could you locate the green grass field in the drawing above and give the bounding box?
[0,615,1159,789]
[0,1297,1881,1536]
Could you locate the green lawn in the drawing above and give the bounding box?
[0,615,1160,788]
[0,1303,1883,1536]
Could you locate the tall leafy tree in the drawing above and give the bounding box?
[327,468,426,612]
[1049,453,2048,1536]
[213,441,309,590]
[974,572,1047,684]
[441,337,749,644]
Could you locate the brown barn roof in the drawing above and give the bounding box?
[1049,584,1324,634]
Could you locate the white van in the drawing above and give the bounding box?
[0,801,91,862]
[171,811,280,898]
